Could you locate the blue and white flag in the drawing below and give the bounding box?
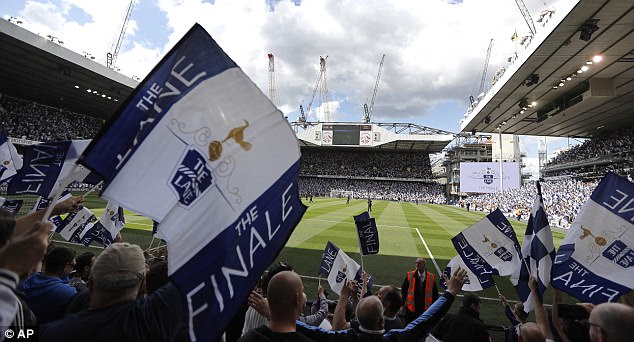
[0,197,23,216]
[56,206,98,244]
[552,173,634,304]
[319,241,372,297]
[452,209,522,277]
[354,211,379,255]
[511,181,555,312]
[30,191,72,230]
[0,134,23,184]
[441,255,495,292]
[77,24,306,341]
[81,201,125,247]
[7,140,93,197]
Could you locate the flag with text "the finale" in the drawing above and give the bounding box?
[319,241,373,296]
[0,134,23,184]
[551,173,634,304]
[7,140,95,197]
[511,181,555,312]
[80,201,125,247]
[441,255,495,292]
[77,24,306,341]
[0,197,23,216]
[452,209,522,277]
[354,211,379,255]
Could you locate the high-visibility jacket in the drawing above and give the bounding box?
[405,270,436,312]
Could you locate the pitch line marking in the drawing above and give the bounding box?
[415,228,442,278]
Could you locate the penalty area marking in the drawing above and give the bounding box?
[415,228,442,278]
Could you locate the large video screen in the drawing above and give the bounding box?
[460,162,520,193]
[332,125,360,145]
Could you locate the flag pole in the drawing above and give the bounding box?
[42,165,81,222]
[494,284,502,296]
[82,181,104,198]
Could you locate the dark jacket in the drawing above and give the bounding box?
[18,272,77,324]
[41,282,184,342]
[297,291,455,342]
[239,325,314,342]
[432,305,489,342]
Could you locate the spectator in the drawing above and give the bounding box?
[295,267,468,341]
[0,220,50,338]
[18,246,77,323]
[432,293,490,342]
[242,262,295,335]
[587,302,634,342]
[376,285,403,331]
[238,271,313,342]
[41,242,184,341]
[69,252,95,291]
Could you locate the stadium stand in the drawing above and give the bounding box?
[299,147,445,203]
[541,126,634,180]
[465,179,598,229]
[0,94,102,141]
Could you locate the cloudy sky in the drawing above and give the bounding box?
[2,0,579,176]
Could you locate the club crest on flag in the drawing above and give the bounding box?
[170,147,214,206]
[336,266,348,283]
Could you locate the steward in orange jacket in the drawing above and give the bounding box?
[401,257,439,324]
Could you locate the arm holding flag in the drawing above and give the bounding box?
[529,276,554,341]
[14,196,83,235]
[331,279,356,331]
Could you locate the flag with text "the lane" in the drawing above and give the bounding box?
[452,209,522,277]
[441,255,495,292]
[319,241,373,297]
[77,24,306,341]
[551,172,634,304]
[80,201,125,247]
[56,206,98,244]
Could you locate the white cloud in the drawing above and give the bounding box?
[5,0,570,126]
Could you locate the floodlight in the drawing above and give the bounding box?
[579,19,599,41]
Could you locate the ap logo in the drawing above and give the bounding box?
[171,148,214,206]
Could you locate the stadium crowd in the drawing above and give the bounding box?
[301,148,433,179]
[464,179,598,229]
[299,177,446,204]
[0,95,102,141]
[546,126,634,167]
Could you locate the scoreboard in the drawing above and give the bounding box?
[321,124,373,146]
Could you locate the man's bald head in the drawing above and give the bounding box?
[356,296,384,331]
[519,322,545,342]
[416,258,426,273]
[589,302,634,342]
[267,271,303,320]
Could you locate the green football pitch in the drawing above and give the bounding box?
[53,193,581,336]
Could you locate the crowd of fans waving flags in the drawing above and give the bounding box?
[0,22,633,341]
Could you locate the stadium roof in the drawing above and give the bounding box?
[0,19,137,118]
[293,122,454,153]
[461,0,634,138]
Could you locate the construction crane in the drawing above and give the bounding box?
[299,56,329,122]
[362,54,385,123]
[267,53,279,107]
[107,0,136,69]
[514,0,536,36]
[470,39,494,106]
